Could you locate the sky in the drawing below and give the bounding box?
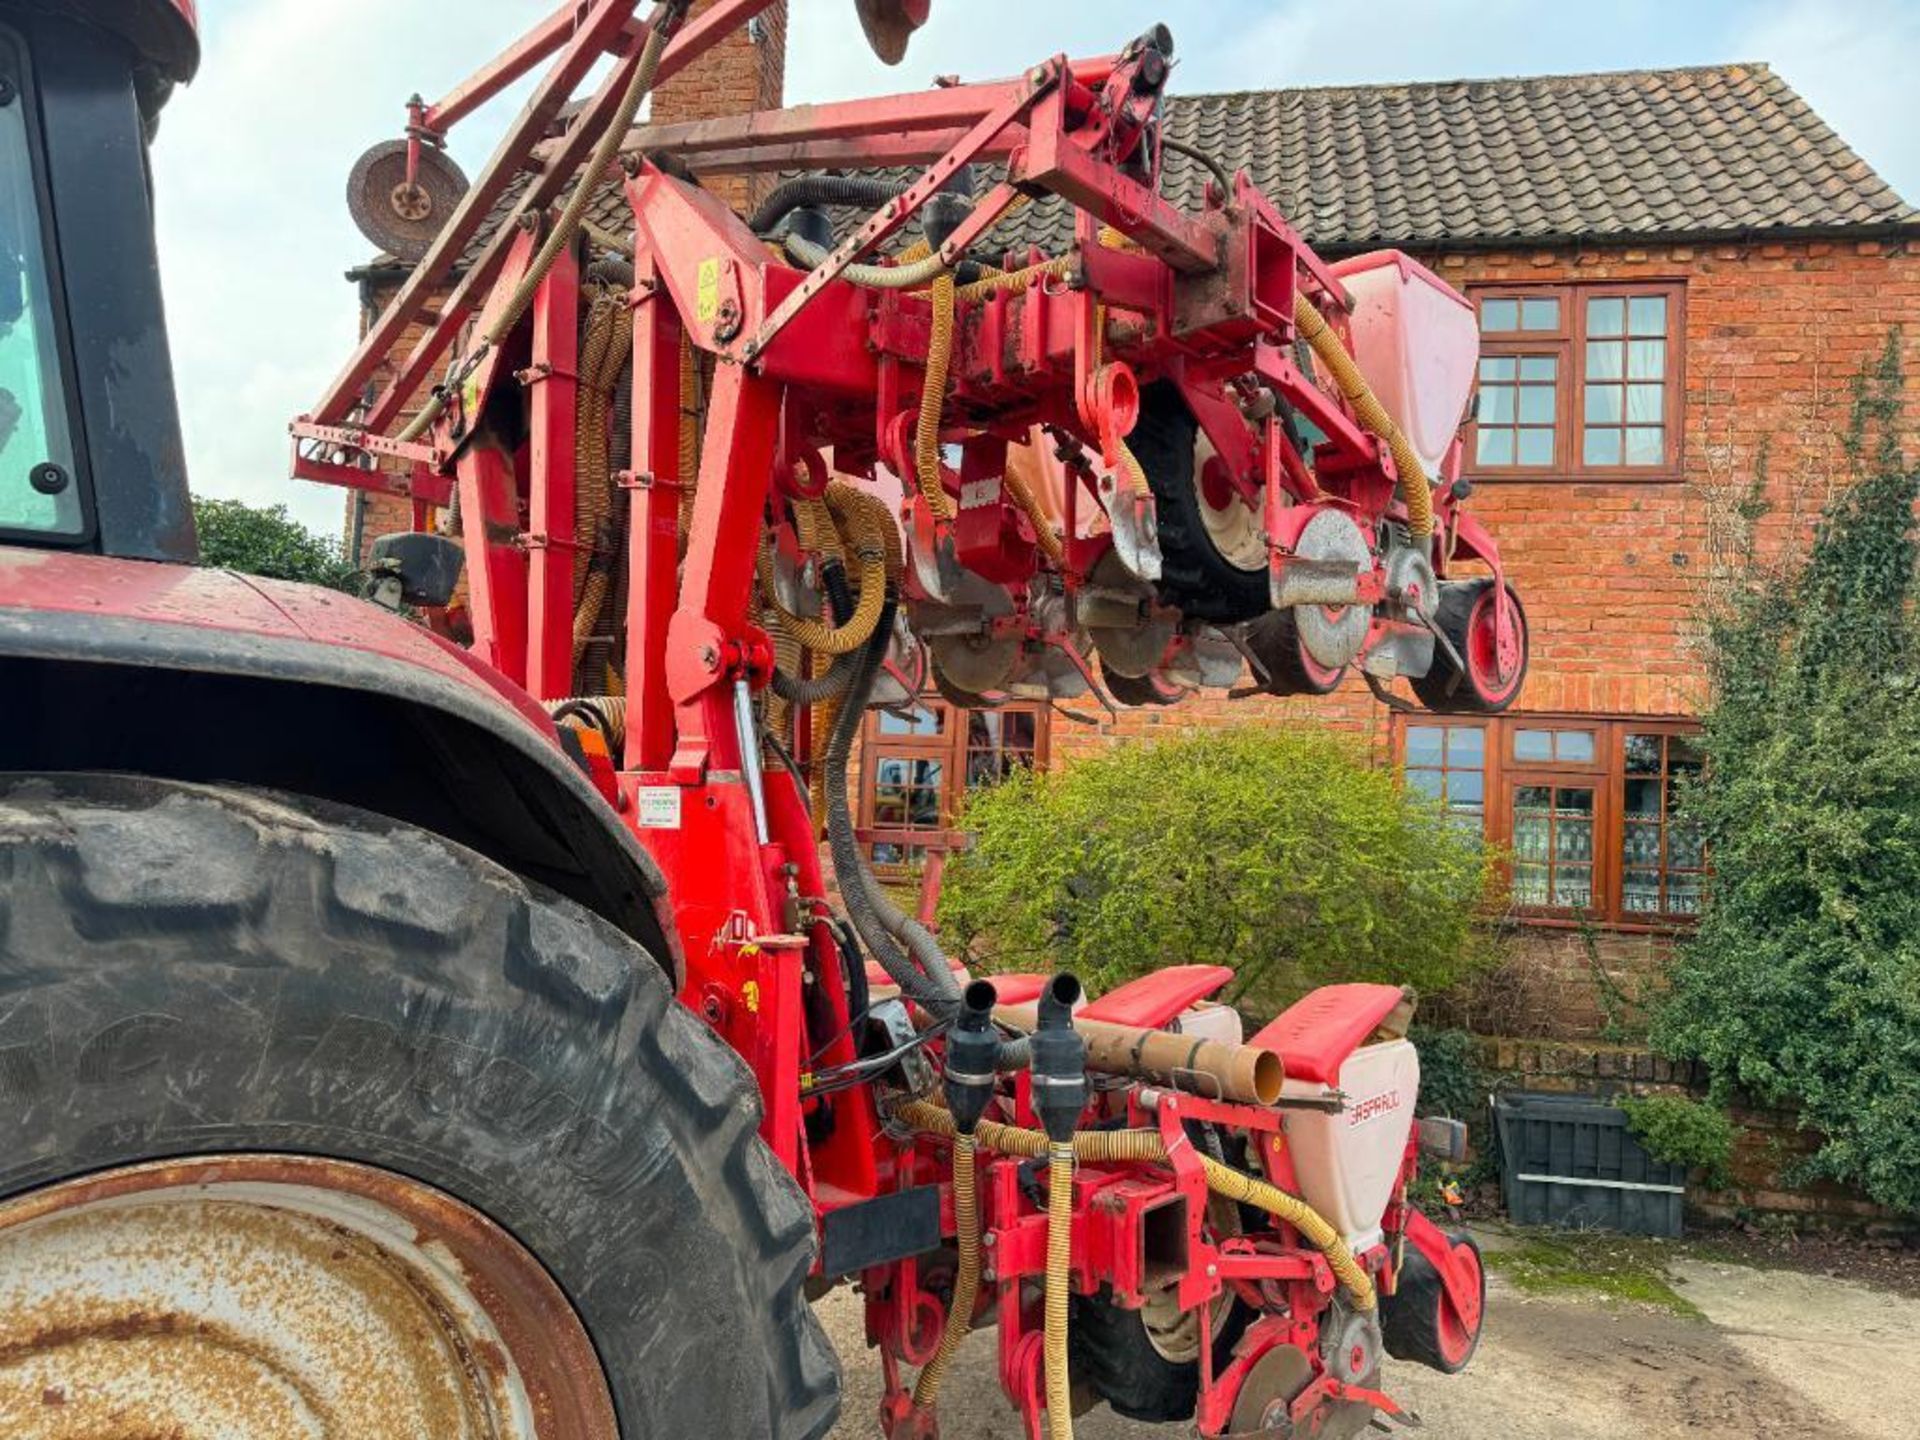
[149,0,1920,539]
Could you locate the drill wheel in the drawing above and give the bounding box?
[348,139,470,262]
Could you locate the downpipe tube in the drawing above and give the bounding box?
[910,980,1000,1414]
[1029,976,1088,1440]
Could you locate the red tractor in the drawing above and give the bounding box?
[0,3,1514,1436]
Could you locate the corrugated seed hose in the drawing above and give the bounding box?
[400,15,673,444]
[895,1100,1377,1313]
[910,1132,979,1411]
[573,286,634,668]
[1045,1139,1076,1437]
[913,270,960,523]
[1293,291,1434,540]
[756,484,890,655]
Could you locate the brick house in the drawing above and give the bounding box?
[340,16,1919,1205]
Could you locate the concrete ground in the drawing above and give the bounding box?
[819,1228,1920,1438]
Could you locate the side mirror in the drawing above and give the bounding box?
[366,531,463,610]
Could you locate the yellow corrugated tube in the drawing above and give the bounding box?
[914,271,959,522]
[678,334,701,536]
[1293,292,1433,540]
[572,286,634,669]
[1045,1139,1076,1439]
[756,487,890,664]
[895,1100,1376,1314]
[910,1133,979,1412]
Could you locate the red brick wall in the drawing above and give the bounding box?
[1053,236,1920,767]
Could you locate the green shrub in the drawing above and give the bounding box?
[939,725,1493,1015]
[1412,1027,1485,1122]
[1652,330,1920,1213]
[193,495,360,593]
[1620,1096,1735,1190]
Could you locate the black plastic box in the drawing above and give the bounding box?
[1492,1091,1686,1237]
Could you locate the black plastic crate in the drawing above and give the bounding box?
[1492,1091,1685,1237]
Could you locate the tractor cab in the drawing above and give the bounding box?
[0,0,198,560]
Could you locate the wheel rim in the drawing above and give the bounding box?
[0,1155,617,1440]
[1193,436,1267,571]
[1465,585,1525,704]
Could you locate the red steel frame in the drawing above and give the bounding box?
[292,7,1493,1432]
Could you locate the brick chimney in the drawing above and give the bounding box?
[650,0,788,213]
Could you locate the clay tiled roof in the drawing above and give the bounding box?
[959,62,1916,257]
[1153,62,1916,253]
[354,62,1915,280]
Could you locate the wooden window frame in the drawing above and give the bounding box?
[1394,713,1703,930]
[859,701,1050,877]
[1467,281,1687,484]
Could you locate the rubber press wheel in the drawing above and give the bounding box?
[1410,578,1529,714]
[0,774,839,1439]
[1131,381,1271,624]
[1072,1287,1251,1423]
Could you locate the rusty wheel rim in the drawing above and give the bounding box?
[0,1155,617,1440]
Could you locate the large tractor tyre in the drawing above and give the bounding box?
[1131,381,1270,625]
[1410,578,1529,714]
[1071,1288,1251,1423]
[0,773,839,1440]
[1381,1231,1486,1375]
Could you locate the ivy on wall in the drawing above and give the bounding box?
[1654,330,1920,1213]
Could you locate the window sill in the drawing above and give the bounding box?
[1503,911,1697,936]
[1465,470,1686,486]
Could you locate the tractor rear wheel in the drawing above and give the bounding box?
[0,774,839,1439]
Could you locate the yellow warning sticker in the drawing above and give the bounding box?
[696,258,720,323]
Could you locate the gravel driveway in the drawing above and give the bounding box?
[819,1230,1920,1438]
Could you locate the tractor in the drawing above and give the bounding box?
[0,2,1515,1435]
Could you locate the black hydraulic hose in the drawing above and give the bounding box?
[770,648,859,705]
[824,597,948,1003]
[820,598,1029,1068]
[749,174,908,235]
[1160,134,1234,196]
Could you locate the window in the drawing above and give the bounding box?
[1394,714,1704,926]
[861,702,1049,871]
[1404,722,1487,832]
[1621,731,1706,918]
[0,31,83,538]
[1469,283,1683,480]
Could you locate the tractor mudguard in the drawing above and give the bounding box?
[0,549,680,976]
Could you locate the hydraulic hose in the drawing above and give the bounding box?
[1293,291,1434,540]
[401,14,675,444]
[547,695,627,750]
[895,1101,1377,1314]
[822,596,952,1008]
[750,174,907,235]
[768,644,858,705]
